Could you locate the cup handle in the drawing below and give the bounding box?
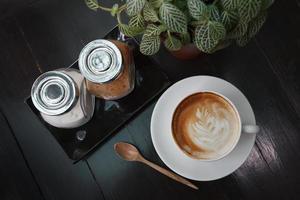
[242,125,260,134]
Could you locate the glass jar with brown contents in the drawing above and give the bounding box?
[78,39,135,100]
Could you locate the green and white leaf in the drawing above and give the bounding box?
[85,0,99,11]
[194,21,226,53]
[238,0,261,23]
[180,33,191,44]
[227,21,248,38]
[187,0,207,20]
[118,23,144,37]
[195,31,218,53]
[210,22,226,40]
[144,24,167,36]
[159,2,187,33]
[143,3,159,22]
[126,0,146,16]
[164,34,182,51]
[220,0,238,10]
[248,11,267,37]
[140,34,160,55]
[261,0,274,10]
[221,10,239,31]
[208,5,220,22]
[129,14,145,28]
[149,0,163,8]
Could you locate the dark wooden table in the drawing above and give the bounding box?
[0,0,299,199]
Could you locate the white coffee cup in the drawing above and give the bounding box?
[171,90,259,161]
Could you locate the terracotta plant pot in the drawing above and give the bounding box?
[169,44,203,60]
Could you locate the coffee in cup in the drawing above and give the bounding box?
[172,92,241,160]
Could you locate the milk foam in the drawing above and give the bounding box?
[188,106,231,151]
[186,100,239,157]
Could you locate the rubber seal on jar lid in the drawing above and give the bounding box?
[31,71,77,116]
[78,39,123,83]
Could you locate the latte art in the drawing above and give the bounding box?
[172,92,240,160]
[189,107,232,151]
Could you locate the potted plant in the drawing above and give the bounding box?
[85,0,273,59]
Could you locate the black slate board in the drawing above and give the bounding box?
[26,27,170,162]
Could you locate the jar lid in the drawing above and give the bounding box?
[78,39,123,83]
[31,71,77,115]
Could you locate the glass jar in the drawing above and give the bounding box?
[78,39,135,100]
[31,68,95,128]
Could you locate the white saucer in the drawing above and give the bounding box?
[150,76,256,181]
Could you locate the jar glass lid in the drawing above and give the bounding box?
[78,39,123,83]
[31,71,76,115]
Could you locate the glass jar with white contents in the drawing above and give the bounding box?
[31,68,95,128]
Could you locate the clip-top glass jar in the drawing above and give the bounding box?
[31,68,95,128]
[78,39,135,100]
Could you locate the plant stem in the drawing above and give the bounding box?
[167,30,175,46]
[167,30,172,39]
[97,4,113,12]
[117,12,122,24]
[96,1,126,13]
[119,4,127,12]
[95,1,126,24]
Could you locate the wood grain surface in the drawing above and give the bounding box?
[0,0,299,200]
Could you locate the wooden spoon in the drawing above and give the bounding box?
[114,142,198,190]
